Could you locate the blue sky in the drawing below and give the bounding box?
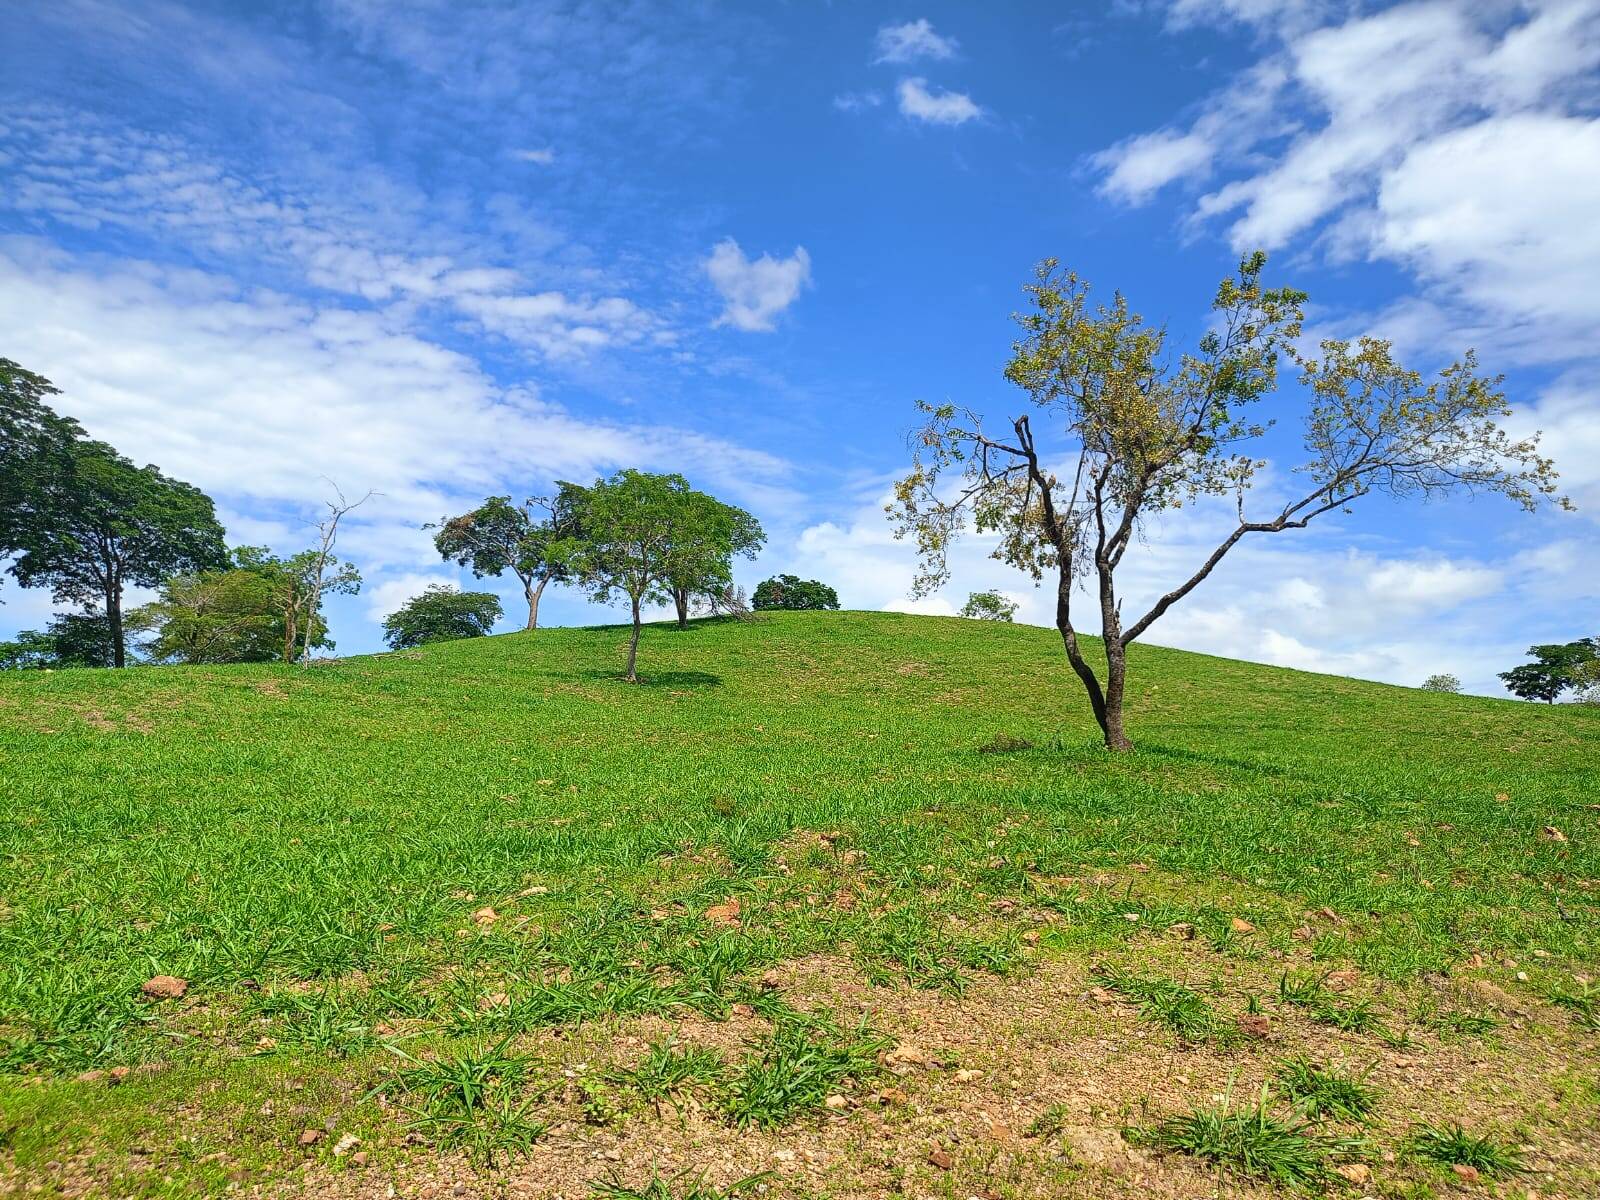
[1,0,1596,694]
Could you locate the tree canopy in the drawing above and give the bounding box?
[0,612,116,670]
[959,590,1017,621]
[382,585,503,649]
[752,574,840,611]
[892,252,1566,750]
[1499,640,1598,703]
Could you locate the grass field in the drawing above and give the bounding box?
[2,611,1597,1198]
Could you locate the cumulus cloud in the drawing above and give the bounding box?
[704,238,812,332]
[896,78,981,126]
[874,19,959,63]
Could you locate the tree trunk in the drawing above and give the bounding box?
[1100,639,1132,752]
[525,575,548,630]
[106,580,125,668]
[624,597,642,682]
[673,586,689,629]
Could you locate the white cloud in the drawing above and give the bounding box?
[874,19,959,64]
[704,238,812,333]
[896,78,981,126]
[510,147,556,165]
[1093,129,1217,205]
[832,91,883,113]
[365,573,464,622]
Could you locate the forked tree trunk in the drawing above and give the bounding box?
[1052,561,1133,752]
[105,579,126,669]
[623,597,642,682]
[673,586,689,630]
[524,575,549,630]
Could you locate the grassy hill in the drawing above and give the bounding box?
[2,611,1597,1197]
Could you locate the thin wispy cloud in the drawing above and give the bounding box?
[873,18,959,63]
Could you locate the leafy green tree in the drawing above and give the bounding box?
[127,563,287,664]
[430,495,573,630]
[7,438,228,667]
[664,495,764,629]
[230,546,358,663]
[1498,640,1599,703]
[382,585,502,649]
[554,470,745,681]
[0,612,116,670]
[891,253,1567,751]
[1420,673,1462,693]
[1,360,82,601]
[960,590,1018,621]
[752,574,840,611]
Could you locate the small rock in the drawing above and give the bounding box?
[884,1043,927,1067]
[1168,922,1196,940]
[141,975,188,1001]
[1542,826,1568,843]
[1291,925,1313,941]
[1452,1163,1481,1183]
[876,1087,909,1105]
[297,1129,323,1147]
[730,1002,756,1017]
[1238,1014,1271,1040]
[349,1151,369,1167]
[823,1093,848,1110]
[1335,1163,1371,1185]
[927,1147,955,1171]
[472,905,499,926]
[1121,912,1141,922]
[704,897,742,926]
[107,1066,130,1085]
[332,1134,360,1156]
[1229,917,1255,934]
[76,1069,105,1083]
[954,1069,984,1083]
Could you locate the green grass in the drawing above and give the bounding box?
[1,610,1596,1187]
[719,1013,889,1129]
[1405,1122,1526,1175]
[1273,1056,1378,1122]
[1131,1088,1364,1189]
[1098,966,1223,1043]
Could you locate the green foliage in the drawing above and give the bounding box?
[1499,639,1599,703]
[389,1038,545,1166]
[1098,967,1221,1043]
[1276,972,1382,1033]
[0,612,116,670]
[720,1015,889,1129]
[614,1040,725,1108]
[229,545,360,663]
[3,425,227,666]
[959,589,1017,621]
[1420,673,1461,693]
[1548,979,1600,1031]
[1273,1057,1377,1122]
[431,495,573,629]
[751,574,839,611]
[0,360,81,591]
[1131,1088,1363,1189]
[1404,1123,1524,1175]
[128,565,286,664]
[590,1170,768,1200]
[383,585,503,649]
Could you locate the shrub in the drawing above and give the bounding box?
[751,575,839,612]
[383,585,503,649]
[959,590,1018,621]
[1420,673,1461,693]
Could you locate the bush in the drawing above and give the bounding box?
[1420,673,1461,693]
[383,585,503,649]
[751,575,839,612]
[959,590,1018,622]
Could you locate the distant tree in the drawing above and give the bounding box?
[752,574,840,612]
[292,485,371,664]
[554,470,741,681]
[229,546,359,663]
[383,585,502,649]
[1420,673,1462,693]
[665,494,764,629]
[699,583,755,622]
[892,253,1567,750]
[430,495,573,630]
[1498,639,1599,703]
[128,563,284,664]
[0,612,116,670]
[1573,659,1600,706]
[6,437,228,667]
[960,590,1018,622]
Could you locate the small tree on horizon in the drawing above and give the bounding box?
[891,253,1566,751]
[664,496,764,629]
[1420,673,1462,693]
[430,495,573,630]
[1499,639,1598,703]
[0,612,116,670]
[752,574,840,611]
[382,585,503,649]
[960,590,1018,622]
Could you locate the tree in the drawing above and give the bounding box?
[0,613,115,670]
[1498,640,1598,703]
[293,486,371,664]
[553,470,740,681]
[664,494,764,629]
[7,438,228,667]
[382,585,502,649]
[430,495,573,630]
[1,359,82,601]
[752,574,840,611]
[960,590,1018,621]
[891,253,1566,751]
[1420,673,1462,693]
[229,546,358,663]
[127,563,285,664]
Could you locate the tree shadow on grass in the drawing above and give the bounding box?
[559,668,724,689]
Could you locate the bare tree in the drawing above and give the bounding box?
[891,253,1567,751]
[296,483,373,664]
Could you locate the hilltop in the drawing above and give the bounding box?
[2,611,1597,1198]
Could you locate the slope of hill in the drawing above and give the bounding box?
[2,612,1597,1198]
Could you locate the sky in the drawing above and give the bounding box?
[0,0,1596,696]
